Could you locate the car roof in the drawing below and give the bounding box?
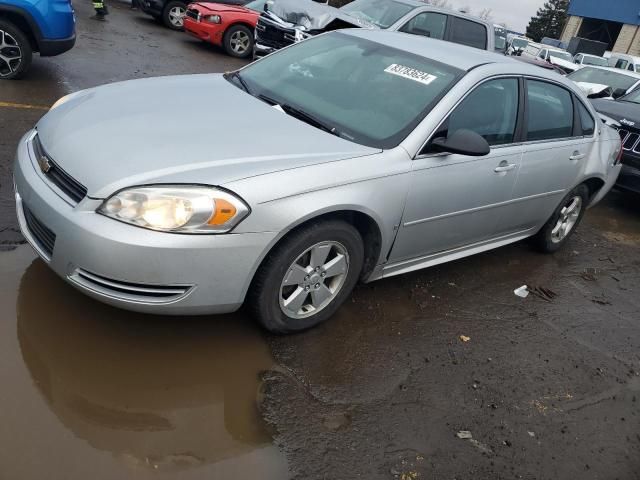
[343,29,524,70]
[577,65,640,79]
[389,0,493,27]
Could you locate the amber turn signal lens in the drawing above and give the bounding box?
[208,199,237,225]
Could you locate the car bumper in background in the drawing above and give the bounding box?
[616,164,640,194]
[13,131,276,315]
[183,18,223,45]
[39,34,76,57]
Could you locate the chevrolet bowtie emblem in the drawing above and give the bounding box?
[38,155,51,174]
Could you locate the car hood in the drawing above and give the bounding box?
[264,0,375,31]
[549,56,579,72]
[36,74,378,199]
[574,81,611,97]
[190,2,257,14]
[591,98,640,127]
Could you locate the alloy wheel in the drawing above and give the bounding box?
[551,195,582,243]
[279,241,350,319]
[0,29,22,78]
[229,30,250,55]
[169,6,185,27]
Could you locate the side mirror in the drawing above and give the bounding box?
[612,88,627,99]
[428,129,490,157]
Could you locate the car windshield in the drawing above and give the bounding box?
[244,0,266,12]
[512,38,528,49]
[237,33,462,148]
[619,88,640,104]
[582,55,608,67]
[568,67,638,93]
[340,0,415,28]
[549,50,572,61]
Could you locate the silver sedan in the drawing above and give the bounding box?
[14,30,622,333]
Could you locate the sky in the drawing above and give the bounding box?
[445,0,545,33]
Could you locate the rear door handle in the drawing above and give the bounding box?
[569,151,586,161]
[494,163,517,173]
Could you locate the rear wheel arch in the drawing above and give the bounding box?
[581,176,606,201]
[0,8,40,51]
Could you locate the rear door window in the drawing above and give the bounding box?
[400,12,447,39]
[526,80,574,141]
[615,59,629,69]
[448,16,487,49]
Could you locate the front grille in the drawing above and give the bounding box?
[256,17,293,49]
[23,204,56,258]
[185,8,199,20]
[70,268,193,304]
[32,134,88,204]
[623,132,639,150]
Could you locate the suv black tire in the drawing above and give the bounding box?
[0,20,32,80]
[162,1,186,30]
[249,220,364,334]
[533,184,589,253]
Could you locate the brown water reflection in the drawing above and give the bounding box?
[0,247,288,479]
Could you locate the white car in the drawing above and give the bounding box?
[573,53,608,68]
[567,66,640,99]
[521,42,578,73]
[608,53,640,73]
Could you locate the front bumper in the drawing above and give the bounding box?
[140,0,163,17]
[253,42,276,58]
[183,18,223,45]
[616,164,640,194]
[13,130,277,315]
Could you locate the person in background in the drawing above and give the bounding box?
[92,0,109,20]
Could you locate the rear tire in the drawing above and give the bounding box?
[223,24,254,58]
[533,184,589,253]
[162,1,186,30]
[249,220,364,334]
[0,20,32,80]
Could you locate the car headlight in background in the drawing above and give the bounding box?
[98,186,249,233]
[202,14,221,24]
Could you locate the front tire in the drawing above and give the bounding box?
[162,1,186,30]
[0,20,32,80]
[249,220,364,334]
[533,184,589,253]
[223,24,254,58]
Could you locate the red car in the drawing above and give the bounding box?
[184,0,265,58]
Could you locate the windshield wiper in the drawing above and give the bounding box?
[224,71,251,94]
[257,94,340,136]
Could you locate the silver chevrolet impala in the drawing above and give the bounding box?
[14,30,622,333]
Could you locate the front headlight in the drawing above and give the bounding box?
[203,14,221,23]
[97,186,250,233]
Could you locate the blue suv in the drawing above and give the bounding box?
[0,0,75,79]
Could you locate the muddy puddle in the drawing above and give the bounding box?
[0,246,288,480]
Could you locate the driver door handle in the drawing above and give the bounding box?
[569,151,586,161]
[494,162,517,173]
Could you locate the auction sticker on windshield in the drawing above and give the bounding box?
[384,64,438,85]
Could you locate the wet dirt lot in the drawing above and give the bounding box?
[1,3,639,479]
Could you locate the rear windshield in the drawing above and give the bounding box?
[568,67,638,93]
[238,33,462,148]
[549,50,572,62]
[340,0,415,28]
[581,55,608,67]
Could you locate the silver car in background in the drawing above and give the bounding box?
[14,30,622,333]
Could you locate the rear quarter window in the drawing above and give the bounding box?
[448,17,487,50]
